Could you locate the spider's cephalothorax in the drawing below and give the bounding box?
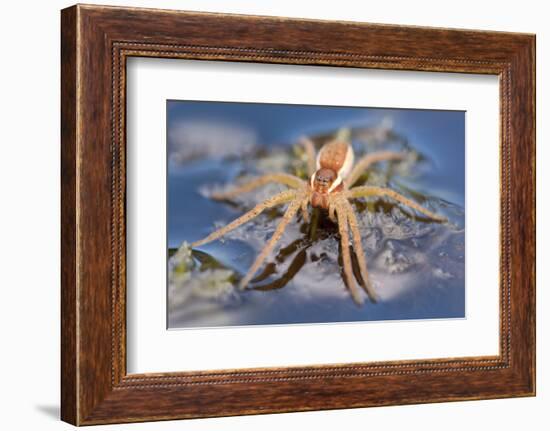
[191,130,447,305]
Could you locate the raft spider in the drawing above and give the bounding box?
[192,130,446,305]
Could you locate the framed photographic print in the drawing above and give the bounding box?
[61,4,536,425]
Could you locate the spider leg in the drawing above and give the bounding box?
[300,198,310,223]
[210,173,305,200]
[347,186,447,222]
[239,195,304,289]
[333,196,363,305]
[192,190,297,248]
[345,151,406,188]
[299,136,317,177]
[344,200,378,302]
[328,202,337,223]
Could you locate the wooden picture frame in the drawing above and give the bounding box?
[61,4,535,425]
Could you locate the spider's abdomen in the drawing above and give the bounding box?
[317,140,354,179]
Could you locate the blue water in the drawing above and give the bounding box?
[167,100,465,329]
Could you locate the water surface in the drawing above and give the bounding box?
[167,101,465,329]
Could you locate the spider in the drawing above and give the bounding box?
[191,130,446,305]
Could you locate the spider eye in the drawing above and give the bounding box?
[314,169,336,185]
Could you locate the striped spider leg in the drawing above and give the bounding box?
[192,178,311,290]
